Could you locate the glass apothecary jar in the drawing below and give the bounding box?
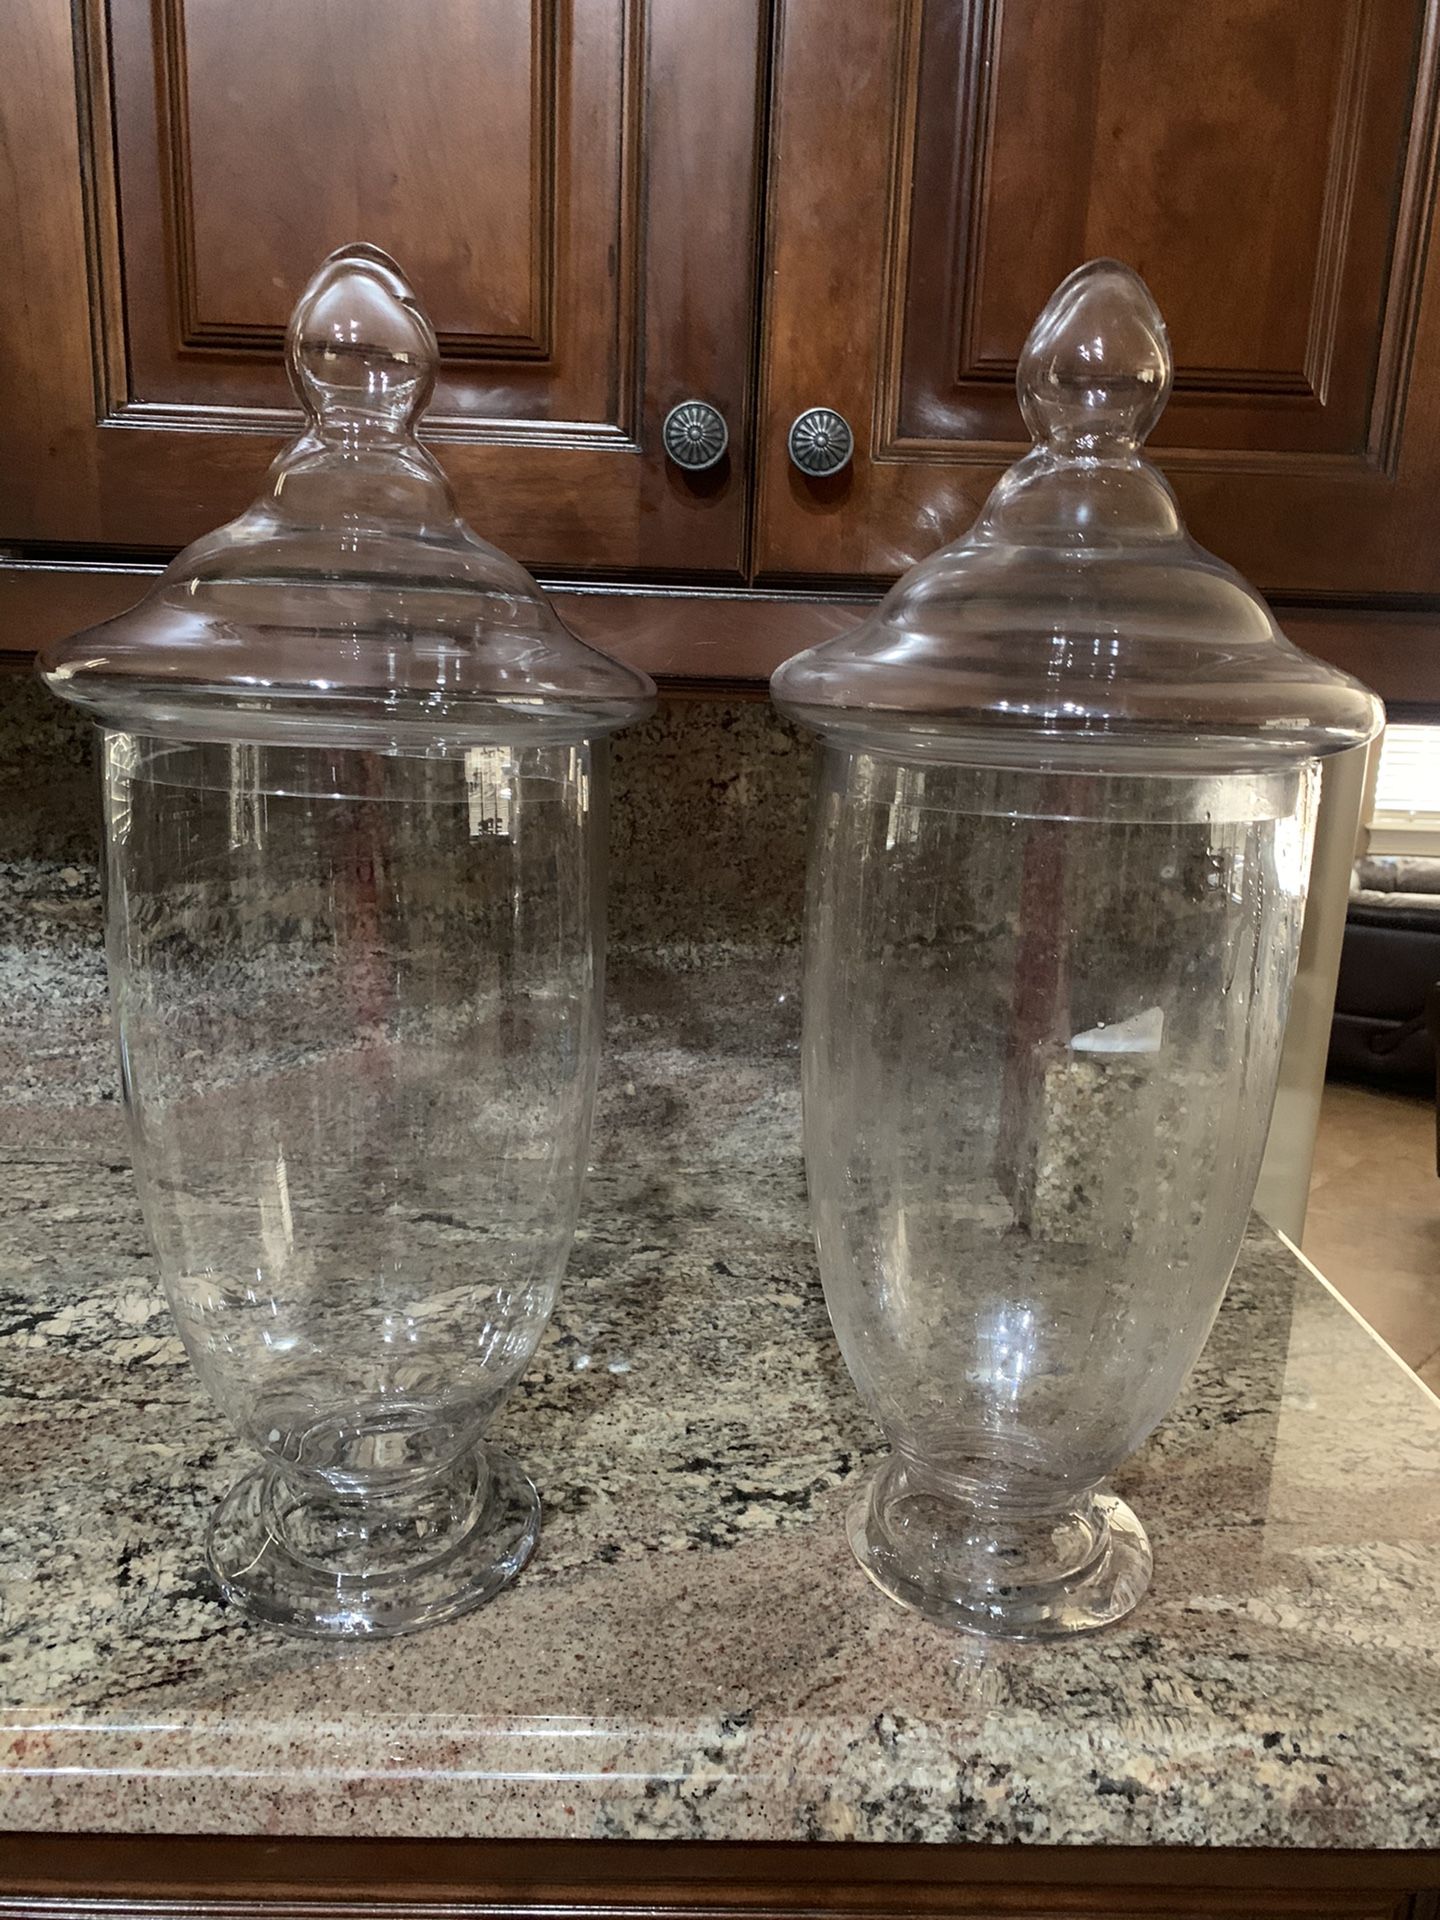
[772,260,1382,1639]
[39,245,654,1638]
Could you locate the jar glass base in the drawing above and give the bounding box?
[847,1454,1151,1640]
[207,1443,540,1639]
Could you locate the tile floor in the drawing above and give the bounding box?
[1303,1078,1440,1389]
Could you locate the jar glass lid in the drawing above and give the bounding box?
[771,260,1382,770]
[39,245,656,751]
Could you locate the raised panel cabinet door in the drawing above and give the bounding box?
[0,0,763,574]
[757,0,1440,599]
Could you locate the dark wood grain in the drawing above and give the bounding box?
[897,0,1420,453]
[0,1832,1436,1911]
[0,0,764,573]
[120,0,552,357]
[756,0,1440,598]
[9,0,1440,690]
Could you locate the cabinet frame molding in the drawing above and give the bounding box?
[70,0,648,450]
[871,0,1440,481]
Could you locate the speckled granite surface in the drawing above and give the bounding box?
[2,683,1440,1847]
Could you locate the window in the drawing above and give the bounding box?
[1368,723,1440,855]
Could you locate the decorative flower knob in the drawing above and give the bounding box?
[662,400,729,472]
[788,407,854,477]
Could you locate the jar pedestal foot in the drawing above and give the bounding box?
[208,1443,539,1639]
[847,1453,1151,1640]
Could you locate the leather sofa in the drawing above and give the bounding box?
[1330,855,1440,1094]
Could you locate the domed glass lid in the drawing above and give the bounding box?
[39,245,655,751]
[772,260,1382,770]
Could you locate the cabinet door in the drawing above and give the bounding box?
[758,0,1440,598]
[1,0,762,575]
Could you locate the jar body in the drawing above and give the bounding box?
[103,732,605,1635]
[803,747,1315,1636]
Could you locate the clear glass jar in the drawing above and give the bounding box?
[773,261,1382,1639]
[41,247,653,1637]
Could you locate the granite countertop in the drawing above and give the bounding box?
[3,863,1440,1849]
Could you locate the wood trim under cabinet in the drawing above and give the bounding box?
[0,1833,1438,1903]
[5,559,1440,714]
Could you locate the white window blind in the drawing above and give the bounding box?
[1368,723,1440,854]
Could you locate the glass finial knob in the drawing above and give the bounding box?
[286,243,438,434]
[1016,258,1172,452]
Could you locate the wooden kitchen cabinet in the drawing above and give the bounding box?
[0,0,764,574]
[6,0,1440,691]
[756,0,1440,598]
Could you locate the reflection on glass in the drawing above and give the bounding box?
[774,260,1382,1638]
[41,245,653,1636]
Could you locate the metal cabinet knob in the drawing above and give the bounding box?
[788,407,854,477]
[663,400,728,472]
